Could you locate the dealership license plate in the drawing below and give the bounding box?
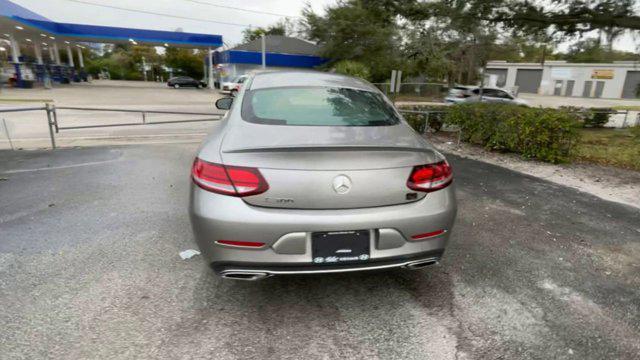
[312,230,370,264]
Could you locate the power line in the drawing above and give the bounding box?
[184,0,300,18]
[62,0,253,28]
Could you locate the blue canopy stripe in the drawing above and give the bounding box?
[216,50,327,68]
[0,0,222,47]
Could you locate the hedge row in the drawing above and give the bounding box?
[558,106,614,128]
[400,103,582,163]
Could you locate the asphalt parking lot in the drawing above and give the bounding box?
[0,81,225,149]
[1,143,639,359]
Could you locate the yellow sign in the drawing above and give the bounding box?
[591,69,614,79]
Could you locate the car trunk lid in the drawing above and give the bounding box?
[217,122,441,209]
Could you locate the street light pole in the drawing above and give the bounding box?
[141,56,147,81]
[208,47,214,89]
[261,34,266,69]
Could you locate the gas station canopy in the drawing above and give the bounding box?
[0,0,223,48]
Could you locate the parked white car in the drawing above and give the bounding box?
[445,86,529,106]
[220,75,248,96]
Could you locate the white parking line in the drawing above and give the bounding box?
[1,159,121,174]
[0,132,209,142]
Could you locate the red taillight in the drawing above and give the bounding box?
[411,229,446,240]
[407,160,453,192]
[192,158,269,197]
[216,240,265,248]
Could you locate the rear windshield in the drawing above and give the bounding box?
[241,87,400,126]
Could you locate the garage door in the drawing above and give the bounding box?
[621,71,640,99]
[515,69,543,93]
[486,68,508,87]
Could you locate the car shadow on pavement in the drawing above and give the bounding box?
[184,264,458,358]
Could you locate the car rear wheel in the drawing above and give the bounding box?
[174,84,180,89]
[197,84,203,89]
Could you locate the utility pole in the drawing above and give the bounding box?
[208,47,214,89]
[478,62,486,101]
[141,56,147,81]
[261,34,266,69]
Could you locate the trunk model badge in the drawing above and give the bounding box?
[332,175,352,194]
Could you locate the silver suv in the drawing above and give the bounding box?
[445,86,529,106]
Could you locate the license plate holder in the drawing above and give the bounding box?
[312,230,370,264]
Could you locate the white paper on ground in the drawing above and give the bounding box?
[179,249,201,260]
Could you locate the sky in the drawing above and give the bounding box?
[9,0,640,52]
[10,0,337,47]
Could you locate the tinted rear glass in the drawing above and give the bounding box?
[241,87,400,126]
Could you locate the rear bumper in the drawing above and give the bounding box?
[189,183,457,273]
[212,249,444,277]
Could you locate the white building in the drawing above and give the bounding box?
[486,61,640,99]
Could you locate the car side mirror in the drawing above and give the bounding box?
[215,97,233,110]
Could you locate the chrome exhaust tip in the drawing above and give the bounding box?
[220,271,272,281]
[404,258,439,270]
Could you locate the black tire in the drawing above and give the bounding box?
[230,89,238,97]
[173,84,180,89]
[197,84,203,89]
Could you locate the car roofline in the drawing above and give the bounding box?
[245,70,380,93]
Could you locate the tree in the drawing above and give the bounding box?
[85,44,157,80]
[332,60,371,80]
[164,48,204,79]
[562,37,640,62]
[387,0,638,79]
[242,20,291,43]
[299,0,403,82]
[395,0,639,35]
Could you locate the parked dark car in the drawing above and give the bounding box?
[167,76,206,89]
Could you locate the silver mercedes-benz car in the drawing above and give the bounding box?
[189,71,457,280]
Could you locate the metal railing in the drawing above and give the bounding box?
[0,104,224,149]
[397,109,460,144]
[372,82,449,99]
[53,106,222,131]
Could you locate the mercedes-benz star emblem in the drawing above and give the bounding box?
[332,175,352,194]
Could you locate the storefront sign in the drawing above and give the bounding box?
[551,68,572,79]
[592,69,614,79]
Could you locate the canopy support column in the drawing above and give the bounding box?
[9,35,20,63]
[66,45,75,67]
[77,48,84,68]
[34,43,43,65]
[9,35,22,86]
[53,43,61,65]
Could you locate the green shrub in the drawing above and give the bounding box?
[631,126,640,142]
[585,108,613,128]
[332,60,371,81]
[445,103,581,163]
[399,105,448,133]
[559,106,612,128]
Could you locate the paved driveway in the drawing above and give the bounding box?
[1,144,639,359]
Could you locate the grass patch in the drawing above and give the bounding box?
[612,105,640,111]
[575,128,640,171]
